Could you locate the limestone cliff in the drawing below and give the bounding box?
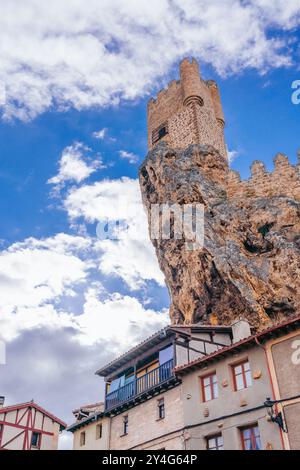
[139,142,300,329]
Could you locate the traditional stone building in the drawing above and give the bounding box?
[68,317,300,450]
[0,400,66,450]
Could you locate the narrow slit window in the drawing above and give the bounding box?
[96,423,102,440]
[157,398,165,420]
[123,416,128,435]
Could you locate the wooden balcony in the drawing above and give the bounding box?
[105,359,176,412]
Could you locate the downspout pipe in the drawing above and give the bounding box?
[254,336,286,450]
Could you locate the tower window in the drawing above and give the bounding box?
[152,123,168,144]
[157,398,165,420]
[80,431,86,446]
[122,416,128,435]
[96,423,102,440]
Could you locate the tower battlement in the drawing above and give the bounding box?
[147,58,226,158]
[227,153,300,201]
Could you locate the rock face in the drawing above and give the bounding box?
[139,142,300,329]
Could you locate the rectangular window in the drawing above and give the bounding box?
[206,434,224,450]
[158,398,165,420]
[80,431,86,447]
[31,431,41,448]
[96,423,102,440]
[123,416,128,435]
[241,425,261,450]
[201,373,218,402]
[152,123,168,144]
[233,360,252,391]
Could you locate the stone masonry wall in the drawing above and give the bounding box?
[227,153,300,201]
[147,58,226,158]
[110,386,184,450]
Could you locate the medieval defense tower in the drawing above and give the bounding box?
[140,57,300,328]
[147,58,227,158]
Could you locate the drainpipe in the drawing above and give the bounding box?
[254,336,286,450]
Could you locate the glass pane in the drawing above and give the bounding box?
[243,429,251,439]
[213,382,219,399]
[203,377,210,386]
[254,426,260,437]
[244,361,250,372]
[212,374,217,384]
[208,438,216,450]
[235,365,242,374]
[244,438,252,450]
[255,436,261,450]
[245,370,252,387]
[217,436,224,449]
[205,386,212,401]
[236,374,244,390]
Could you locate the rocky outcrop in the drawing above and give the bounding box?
[139,142,300,329]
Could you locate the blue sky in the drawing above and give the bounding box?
[0,0,300,449]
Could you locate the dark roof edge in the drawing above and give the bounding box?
[67,411,104,433]
[175,315,300,375]
[94,324,234,377]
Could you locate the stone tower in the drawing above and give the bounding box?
[140,58,300,329]
[147,57,226,158]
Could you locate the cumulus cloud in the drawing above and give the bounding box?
[119,150,139,164]
[47,142,104,192]
[0,233,91,314]
[64,177,165,288]
[0,231,167,344]
[0,0,299,120]
[93,128,107,140]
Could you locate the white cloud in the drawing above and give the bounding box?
[47,142,104,191]
[93,128,107,140]
[0,0,299,120]
[76,287,168,348]
[119,150,139,164]
[227,149,239,164]
[0,233,168,347]
[0,234,91,315]
[64,177,165,288]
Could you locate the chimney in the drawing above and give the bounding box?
[231,319,251,343]
[0,396,5,408]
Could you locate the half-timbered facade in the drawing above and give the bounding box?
[0,400,66,450]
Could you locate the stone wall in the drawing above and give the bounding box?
[227,153,300,201]
[110,386,184,450]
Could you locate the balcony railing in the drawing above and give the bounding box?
[105,359,174,411]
